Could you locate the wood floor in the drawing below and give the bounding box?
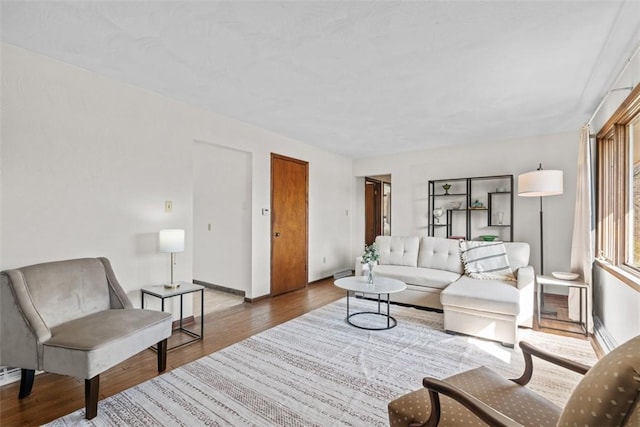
[0,279,597,426]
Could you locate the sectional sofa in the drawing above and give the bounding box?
[355,235,534,346]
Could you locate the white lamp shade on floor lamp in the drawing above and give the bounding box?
[159,229,185,288]
[518,169,563,197]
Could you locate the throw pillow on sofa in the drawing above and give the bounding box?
[459,240,515,282]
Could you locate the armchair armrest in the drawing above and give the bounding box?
[512,341,591,385]
[415,377,523,427]
[1,270,52,370]
[98,257,133,309]
[1,270,51,342]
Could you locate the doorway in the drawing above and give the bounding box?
[193,142,251,295]
[364,175,391,246]
[271,153,309,296]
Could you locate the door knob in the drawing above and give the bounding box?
[274,232,281,237]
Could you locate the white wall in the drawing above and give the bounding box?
[353,132,579,278]
[593,264,640,346]
[0,43,353,303]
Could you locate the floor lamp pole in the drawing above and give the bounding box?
[539,196,544,275]
[539,195,558,315]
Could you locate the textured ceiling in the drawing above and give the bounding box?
[2,1,640,158]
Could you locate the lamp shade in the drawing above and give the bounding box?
[159,229,185,253]
[517,170,563,197]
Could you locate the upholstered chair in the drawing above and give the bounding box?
[0,257,173,419]
[388,335,639,426]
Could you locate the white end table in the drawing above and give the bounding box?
[141,282,204,350]
[334,276,407,330]
[536,275,588,337]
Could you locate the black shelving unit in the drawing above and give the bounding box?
[428,175,514,241]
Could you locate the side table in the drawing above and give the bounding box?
[536,275,588,337]
[141,282,204,350]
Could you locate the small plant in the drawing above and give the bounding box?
[361,243,380,264]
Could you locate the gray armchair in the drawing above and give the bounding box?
[0,257,172,419]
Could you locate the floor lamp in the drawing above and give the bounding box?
[518,164,563,313]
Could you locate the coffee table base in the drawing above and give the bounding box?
[345,291,397,330]
[347,311,398,330]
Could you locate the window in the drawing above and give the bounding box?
[629,115,640,268]
[596,85,640,281]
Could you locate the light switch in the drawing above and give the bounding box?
[165,201,173,213]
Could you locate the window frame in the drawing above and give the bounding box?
[596,84,640,289]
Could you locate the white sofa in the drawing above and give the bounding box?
[355,236,534,347]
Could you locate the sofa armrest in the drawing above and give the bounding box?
[515,265,535,328]
[515,265,534,290]
[355,257,364,276]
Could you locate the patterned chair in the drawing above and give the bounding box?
[388,335,640,427]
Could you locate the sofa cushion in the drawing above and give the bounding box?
[441,276,520,315]
[376,236,419,267]
[43,308,172,379]
[374,264,461,290]
[417,236,464,274]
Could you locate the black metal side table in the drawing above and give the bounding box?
[141,282,204,350]
[536,275,588,337]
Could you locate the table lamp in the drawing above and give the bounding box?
[159,229,185,288]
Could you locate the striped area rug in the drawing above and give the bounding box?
[48,298,597,426]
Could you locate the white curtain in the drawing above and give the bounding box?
[569,125,593,331]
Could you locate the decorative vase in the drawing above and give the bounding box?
[367,262,375,284]
[433,208,444,224]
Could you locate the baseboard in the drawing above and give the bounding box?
[193,279,246,297]
[310,273,345,284]
[332,269,353,279]
[173,315,195,329]
[0,367,43,387]
[243,274,348,303]
[244,294,270,303]
[593,315,617,354]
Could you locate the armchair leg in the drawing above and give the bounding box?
[157,338,168,372]
[85,375,99,420]
[18,369,35,399]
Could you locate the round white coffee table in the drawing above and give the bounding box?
[334,276,407,330]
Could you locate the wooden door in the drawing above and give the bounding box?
[271,154,308,296]
[365,179,382,246]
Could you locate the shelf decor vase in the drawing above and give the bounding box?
[367,262,375,284]
[442,183,451,195]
